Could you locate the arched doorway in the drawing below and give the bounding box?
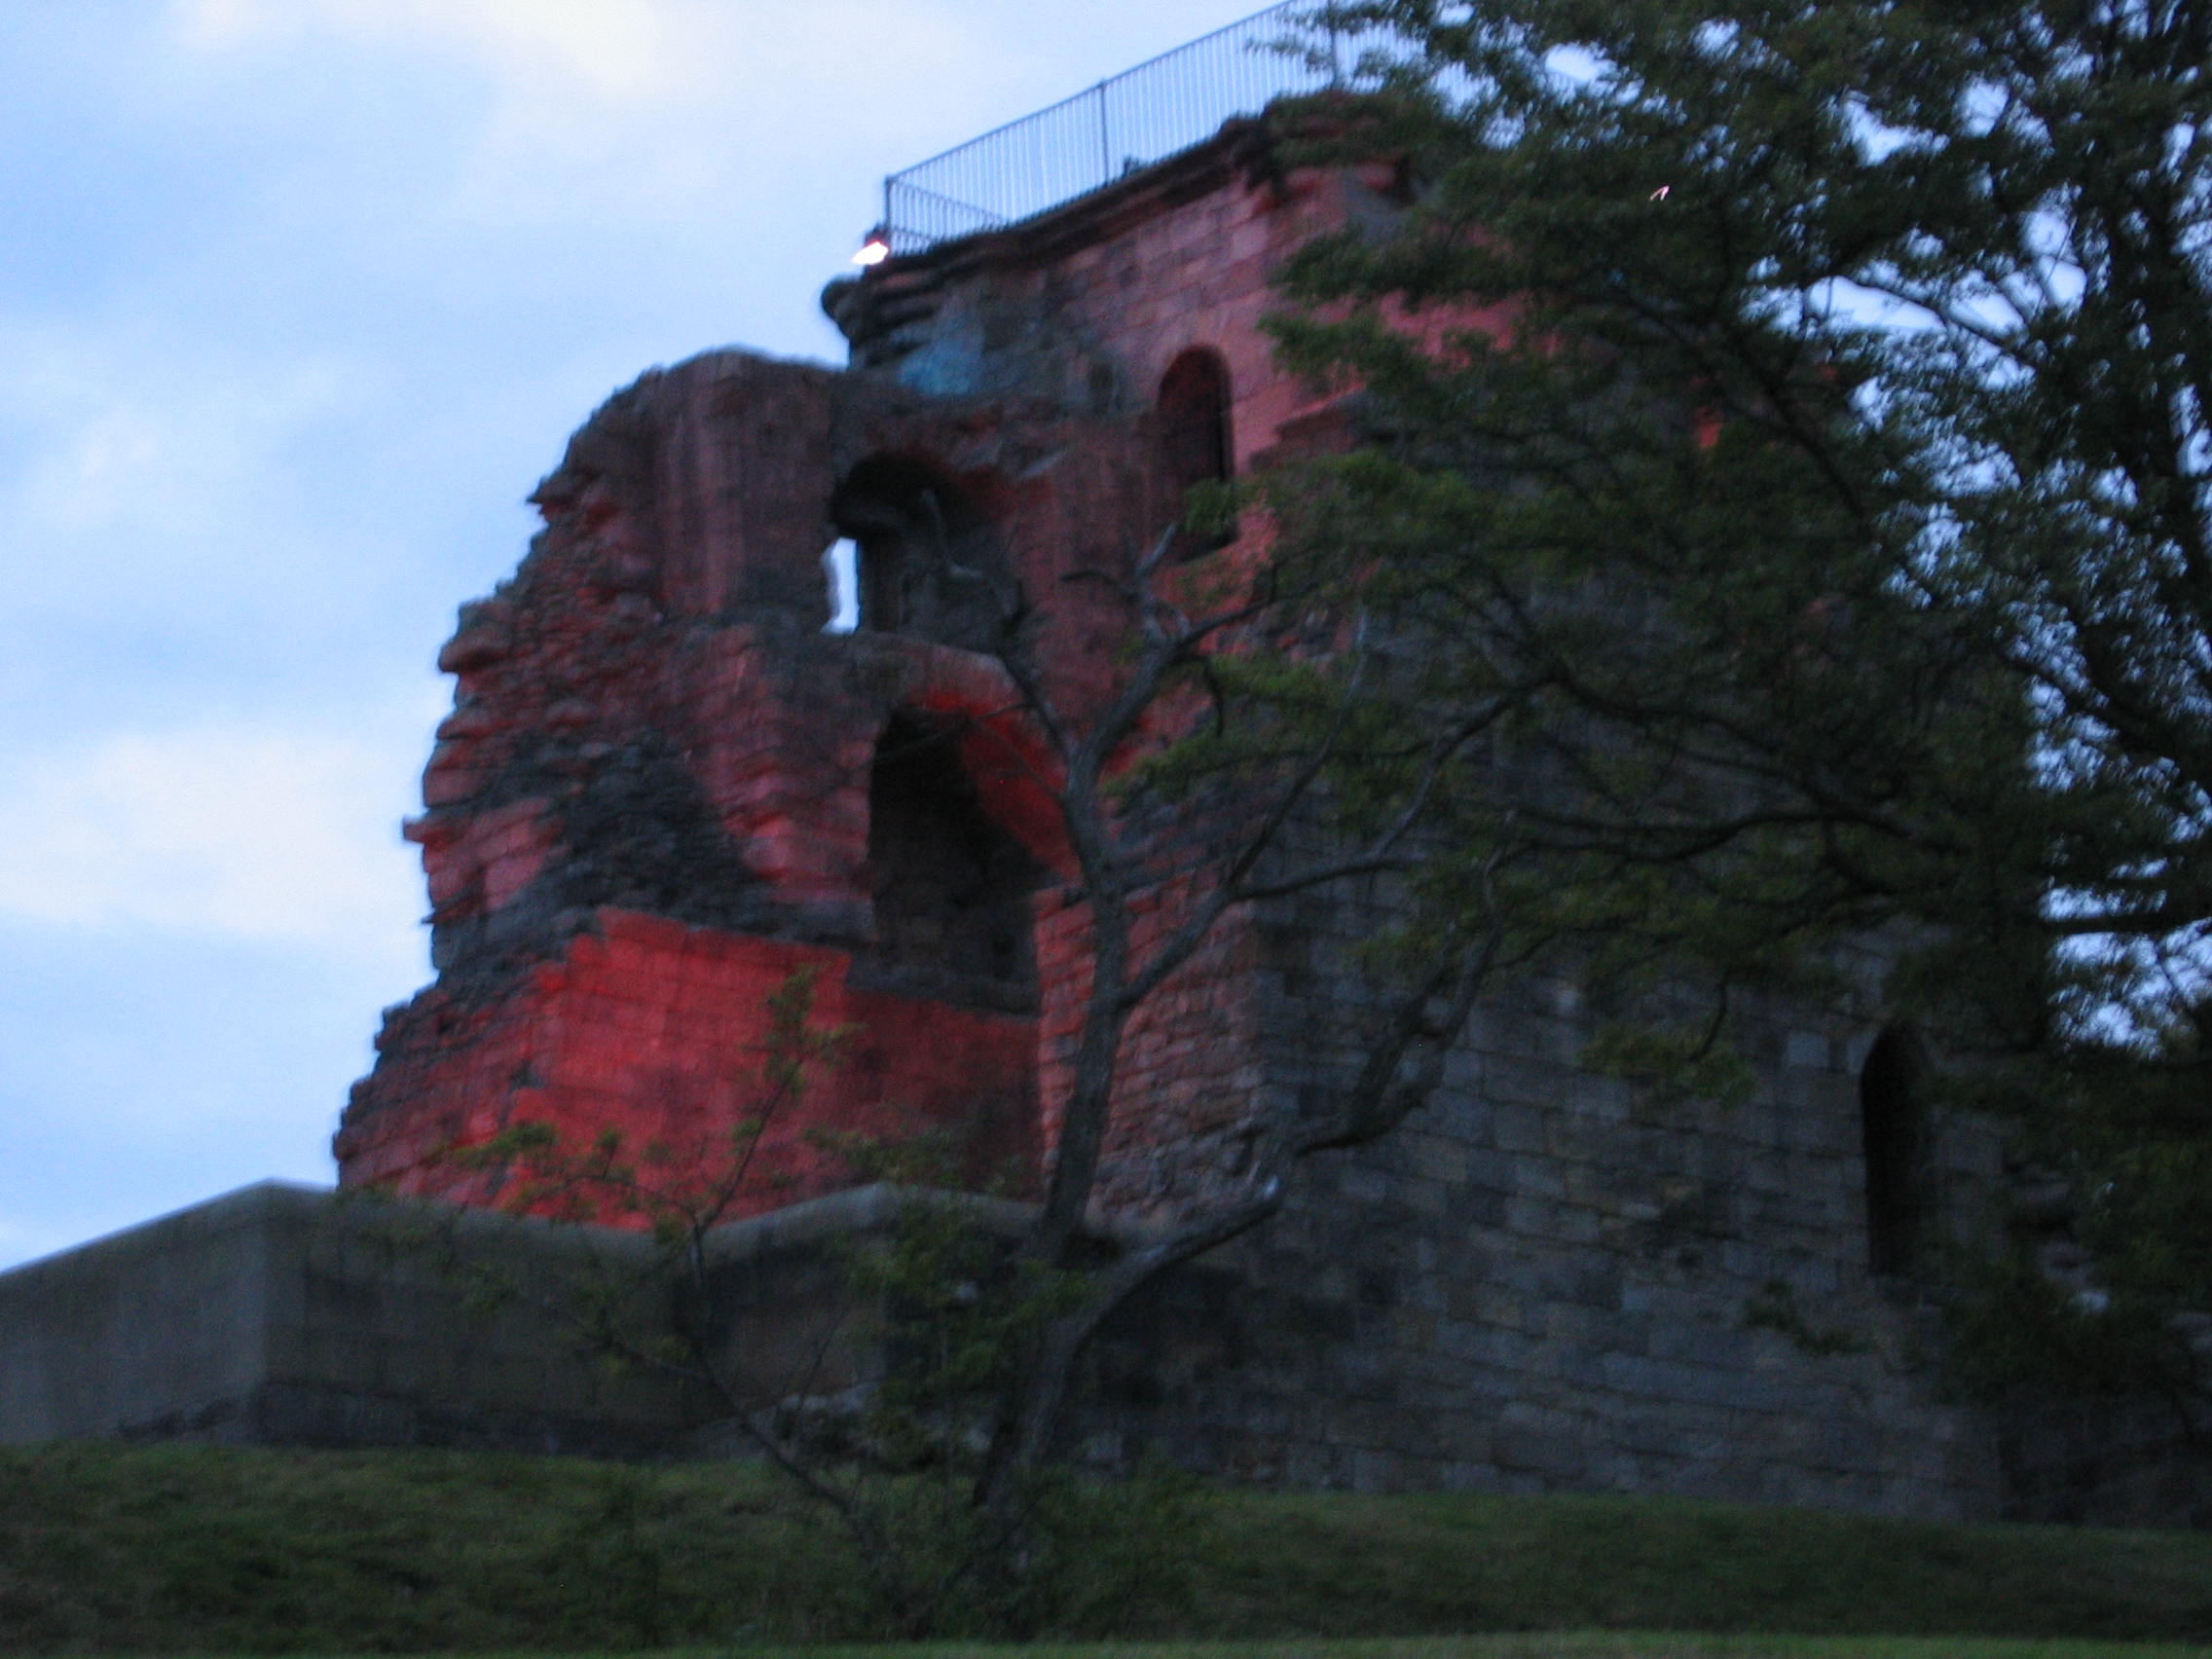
[859,711,1041,1014]
[1157,348,1234,559]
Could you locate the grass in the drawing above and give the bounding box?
[1195,1490,2212,1641]
[55,1642,2210,1659]
[204,1641,2212,1659]
[719,1642,2212,1659]
[0,1444,2209,1654]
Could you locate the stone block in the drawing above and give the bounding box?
[1784,1031,1834,1070]
[1493,1416,1587,1478]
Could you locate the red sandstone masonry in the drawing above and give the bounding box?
[306,112,2162,1523]
[343,130,1422,1234]
[339,348,1165,1217]
[341,910,1039,1210]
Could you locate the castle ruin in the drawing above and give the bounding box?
[330,40,2013,1514]
[4,6,2198,1528]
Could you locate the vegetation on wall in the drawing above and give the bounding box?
[365,2,2212,1611]
[1238,0,2211,1402]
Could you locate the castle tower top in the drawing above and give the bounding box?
[877,3,1369,256]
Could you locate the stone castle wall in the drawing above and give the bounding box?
[1087,878,2010,1513]
[314,117,2193,1524]
[337,353,1159,1208]
[833,124,2020,1516]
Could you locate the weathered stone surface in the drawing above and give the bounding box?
[0,1182,1047,1456]
[0,1183,713,1454]
[18,115,2201,1528]
[335,347,1166,1210]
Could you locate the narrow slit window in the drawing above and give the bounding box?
[823,537,860,633]
[1861,1025,1932,1276]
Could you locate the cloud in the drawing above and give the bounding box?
[159,0,992,247]
[176,0,701,103]
[0,316,352,569]
[0,727,424,947]
[170,0,974,120]
[170,0,996,160]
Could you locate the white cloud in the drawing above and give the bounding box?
[158,0,989,249]
[171,0,973,119]
[176,0,698,101]
[356,0,694,101]
[23,406,168,535]
[0,318,355,570]
[0,727,424,946]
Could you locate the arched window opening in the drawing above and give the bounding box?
[1158,349,1234,559]
[830,456,1004,649]
[1861,1025,1933,1276]
[860,713,1040,1014]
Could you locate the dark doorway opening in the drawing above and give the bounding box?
[858,713,1040,1014]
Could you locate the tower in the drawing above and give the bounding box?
[334,13,2016,1513]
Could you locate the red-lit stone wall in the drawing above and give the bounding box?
[833,129,1416,469]
[337,347,1175,1215]
[344,913,1038,1206]
[815,131,1526,1224]
[343,125,1407,1229]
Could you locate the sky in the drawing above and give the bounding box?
[0,0,1281,1272]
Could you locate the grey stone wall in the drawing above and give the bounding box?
[820,112,2208,1531]
[1083,871,2017,1521]
[3,1176,2199,1527]
[0,1182,712,1453]
[1,1182,285,1445]
[0,1180,948,1456]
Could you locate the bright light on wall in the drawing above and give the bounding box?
[822,537,859,632]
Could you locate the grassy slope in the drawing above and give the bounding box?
[584,1642,2212,1659]
[1,1445,2208,1654]
[385,1642,2212,1659]
[1198,1491,2212,1640]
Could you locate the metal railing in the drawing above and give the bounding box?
[881,4,1392,255]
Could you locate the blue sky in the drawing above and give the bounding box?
[0,0,1275,1271]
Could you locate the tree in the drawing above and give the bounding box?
[430,515,1503,1633]
[963,523,1512,1549]
[427,0,2212,1590]
[1246,0,2211,1371]
[428,970,1209,1639]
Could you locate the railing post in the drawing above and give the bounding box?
[1095,84,1110,185]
